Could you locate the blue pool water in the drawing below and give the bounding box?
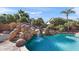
[25,33,79,51]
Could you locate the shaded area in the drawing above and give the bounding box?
[0,34,9,42]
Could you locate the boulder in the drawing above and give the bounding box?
[43,29,50,35]
[31,30,37,35]
[24,33,32,41]
[0,24,10,31]
[16,39,26,47]
[9,22,17,30]
[8,28,19,41]
[19,32,25,39]
[19,32,32,41]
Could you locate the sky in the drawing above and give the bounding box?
[0,7,79,22]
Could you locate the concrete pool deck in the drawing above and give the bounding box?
[0,40,28,51]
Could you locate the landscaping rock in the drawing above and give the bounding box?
[24,33,32,40]
[19,32,32,41]
[8,28,19,41]
[16,39,26,47]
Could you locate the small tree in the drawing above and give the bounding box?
[20,16,29,23]
[49,18,67,26]
[56,25,65,32]
[31,18,45,28]
[17,9,30,23]
[0,15,6,23]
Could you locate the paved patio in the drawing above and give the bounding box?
[0,40,21,51]
[0,40,28,51]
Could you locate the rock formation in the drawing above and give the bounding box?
[16,39,26,47]
[8,28,19,41]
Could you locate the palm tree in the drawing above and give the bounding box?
[16,9,30,23]
[61,8,75,20]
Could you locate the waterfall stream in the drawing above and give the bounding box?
[35,29,43,42]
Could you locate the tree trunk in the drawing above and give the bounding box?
[66,14,68,20]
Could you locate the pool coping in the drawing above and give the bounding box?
[20,46,29,51]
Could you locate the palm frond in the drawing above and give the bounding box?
[61,11,67,13]
[70,11,75,13]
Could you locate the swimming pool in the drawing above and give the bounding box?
[25,33,79,51]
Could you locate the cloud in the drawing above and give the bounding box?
[27,11,43,15]
[74,8,79,13]
[0,7,16,14]
[0,7,43,15]
[26,11,43,19]
[73,8,79,16]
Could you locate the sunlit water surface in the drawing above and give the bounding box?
[25,33,79,51]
